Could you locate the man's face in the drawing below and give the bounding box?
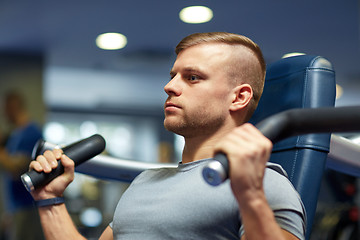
[164,43,236,138]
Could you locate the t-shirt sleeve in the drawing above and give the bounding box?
[239,165,306,240]
[265,166,306,239]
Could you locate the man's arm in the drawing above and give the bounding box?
[29,149,113,240]
[100,226,114,240]
[238,191,299,240]
[37,203,86,239]
[215,123,301,240]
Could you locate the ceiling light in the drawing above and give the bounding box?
[96,32,127,50]
[179,6,213,24]
[282,52,306,58]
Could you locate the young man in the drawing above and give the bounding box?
[29,32,306,240]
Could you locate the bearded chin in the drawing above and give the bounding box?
[164,114,226,138]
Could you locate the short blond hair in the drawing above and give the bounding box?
[175,32,266,120]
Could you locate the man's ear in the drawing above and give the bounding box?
[229,84,253,112]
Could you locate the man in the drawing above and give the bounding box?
[29,32,306,239]
[0,91,44,240]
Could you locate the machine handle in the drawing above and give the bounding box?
[202,106,360,186]
[21,134,106,192]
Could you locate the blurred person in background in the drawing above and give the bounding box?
[0,91,44,240]
[0,129,9,240]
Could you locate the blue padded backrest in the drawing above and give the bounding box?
[249,55,336,239]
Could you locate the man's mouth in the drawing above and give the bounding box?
[165,102,181,111]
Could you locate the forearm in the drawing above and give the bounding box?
[38,203,86,240]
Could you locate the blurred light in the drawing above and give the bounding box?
[336,84,343,99]
[179,6,213,24]
[44,122,66,144]
[350,136,360,145]
[80,121,98,138]
[96,32,127,50]
[107,125,133,158]
[282,52,306,58]
[80,207,102,227]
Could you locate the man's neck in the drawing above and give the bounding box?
[181,124,235,164]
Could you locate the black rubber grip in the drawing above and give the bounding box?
[21,134,106,191]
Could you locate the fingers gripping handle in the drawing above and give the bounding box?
[21,134,106,192]
[202,106,360,186]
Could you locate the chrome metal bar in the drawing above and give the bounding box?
[76,155,177,182]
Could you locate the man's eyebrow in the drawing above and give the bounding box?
[170,67,207,75]
[169,66,209,80]
[184,67,209,79]
[183,66,203,73]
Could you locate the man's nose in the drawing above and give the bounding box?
[164,75,181,96]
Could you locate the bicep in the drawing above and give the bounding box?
[99,226,113,240]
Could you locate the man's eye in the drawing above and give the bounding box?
[189,75,200,81]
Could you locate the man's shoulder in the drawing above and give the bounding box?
[264,162,304,211]
[132,166,177,184]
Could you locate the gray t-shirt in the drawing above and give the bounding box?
[110,159,306,239]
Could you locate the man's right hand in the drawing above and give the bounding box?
[28,149,90,240]
[29,149,75,201]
